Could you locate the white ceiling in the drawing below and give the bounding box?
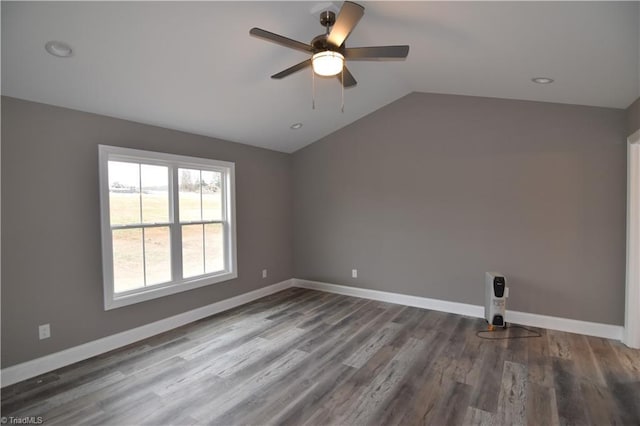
[2,1,639,153]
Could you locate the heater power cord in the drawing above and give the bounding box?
[475,324,542,340]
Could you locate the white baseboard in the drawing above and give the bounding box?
[506,310,623,341]
[293,279,624,341]
[294,279,484,318]
[1,279,293,388]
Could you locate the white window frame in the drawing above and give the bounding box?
[99,145,237,310]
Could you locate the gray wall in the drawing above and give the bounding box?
[292,92,627,325]
[1,90,631,367]
[1,96,293,367]
[628,97,640,136]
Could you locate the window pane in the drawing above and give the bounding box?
[113,228,144,293]
[205,223,224,273]
[179,169,201,222]
[144,227,171,285]
[108,161,140,225]
[182,224,204,278]
[202,171,222,221]
[141,165,169,224]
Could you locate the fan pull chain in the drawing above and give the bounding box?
[341,69,345,113]
[312,69,316,110]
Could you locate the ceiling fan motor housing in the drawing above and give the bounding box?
[311,34,344,53]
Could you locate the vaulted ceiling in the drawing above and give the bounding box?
[2,1,639,153]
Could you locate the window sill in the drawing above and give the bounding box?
[104,271,238,310]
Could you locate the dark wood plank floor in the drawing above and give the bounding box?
[2,288,639,425]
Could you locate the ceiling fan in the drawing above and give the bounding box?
[250,1,410,88]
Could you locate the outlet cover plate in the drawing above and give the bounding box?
[38,324,51,340]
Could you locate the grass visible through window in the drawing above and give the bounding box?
[110,192,223,292]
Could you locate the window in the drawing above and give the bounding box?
[99,145,237,309]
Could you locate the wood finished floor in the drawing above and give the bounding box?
[1,288,639,426]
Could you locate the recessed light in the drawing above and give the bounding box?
[290,123,303,130]
[531,77,554,84]
[45,41,73,58]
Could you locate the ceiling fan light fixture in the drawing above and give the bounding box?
[312,51,344,76]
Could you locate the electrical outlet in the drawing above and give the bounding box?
[39,324,51,340]
[352,269,358,278]
[262,269,267,278]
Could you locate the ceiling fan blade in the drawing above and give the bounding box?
[271,59,312,79]
[250,28,313,53]
[327,2,365,47]
[344,45,410,59]
[337,66,357,88]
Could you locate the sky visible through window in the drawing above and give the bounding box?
[108,161,168,191]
